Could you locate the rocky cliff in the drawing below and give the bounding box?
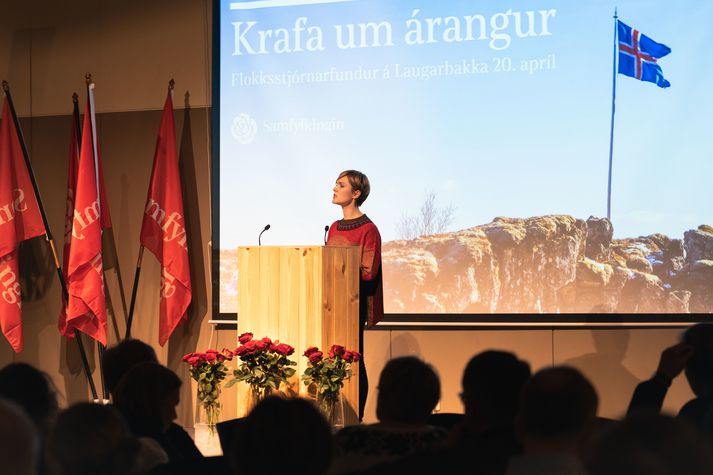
[383,216,713,314]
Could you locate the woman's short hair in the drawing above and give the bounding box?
[113,362,182,433]
[338,170,370,207]
[46,403,140,475]
[0,362,58,433]
[376,356,440,424]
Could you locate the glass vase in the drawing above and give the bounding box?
[246,385,272,414]
[318,391,345,431]
[194,385,223,456]
[196,385,222,432]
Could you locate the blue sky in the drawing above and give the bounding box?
[219,0,713,247]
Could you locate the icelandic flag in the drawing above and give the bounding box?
[618,20,671,88]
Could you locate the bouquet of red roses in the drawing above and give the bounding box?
[302,344,361,419]
[226,332,297,402]
[182,348,233,427]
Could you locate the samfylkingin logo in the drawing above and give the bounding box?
[231,113,258,144]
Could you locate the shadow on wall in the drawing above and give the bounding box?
[168,91,209,426]
[563,330,639,418]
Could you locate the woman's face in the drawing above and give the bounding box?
[332,176,359,206]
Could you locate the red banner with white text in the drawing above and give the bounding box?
[140,91,192,346]
[0,96,45,352]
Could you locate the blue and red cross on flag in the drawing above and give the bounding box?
[618,20,671,88]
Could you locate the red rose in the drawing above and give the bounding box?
[274,343,294,356]
[329,345,346,359]
[304,346,319,357]
[308,351,323,363]
[182,352,195,363]
[205,351,217,362]
[244,340,258,354]
[187,355,202,366]
[238,332,254,344]
[256,337,271,351]
[234,345,248,356]
[350,351,361,362]
[221,348,234,360]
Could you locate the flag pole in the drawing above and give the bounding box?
[607,8,619,221]
[85,74,109,401]
[1,80,98,400]
[124,246,144,339]
[125,78,176,340]
[76,91,129,353]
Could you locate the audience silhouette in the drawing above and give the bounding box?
[230,396,333,475]
[102,339,159,397]
[588,413,713,475]
[102,339,202,463]
[0,362,59,435]
[628,322,713,436]
[331,356,445,473]
[0,398,38,475]
[3,326,713,475]
[505,366,598,475]
[366,351,531,475]
[45,403,143,475]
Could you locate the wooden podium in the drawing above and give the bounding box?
[237,245,361,424]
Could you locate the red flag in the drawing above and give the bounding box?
[63,90,107,345]
[140,91,191,346]
[0,96,45,352]
[58,100,112,338]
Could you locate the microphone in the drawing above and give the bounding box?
[323,225,329,245]
[258,224,271,246]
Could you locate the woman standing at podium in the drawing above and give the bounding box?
[327,170,383,422]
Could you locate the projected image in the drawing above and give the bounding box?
[217,0,713,315]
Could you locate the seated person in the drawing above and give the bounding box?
[113,362,198,462]
[45,403,146,475]
[505,366,598,475]
[0,398,38,475]
[230,396,333,475]
[588,413,713,475]
[103,339,202,460]
[331,356,446,474]
[628,323,713,436]
[0,362,58,436]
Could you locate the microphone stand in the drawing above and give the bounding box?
[259,224,270,246]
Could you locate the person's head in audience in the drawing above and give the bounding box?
[0,362,58,434]
[113,362,181,435]
[517,366,598,455]
[461,350,531,429]
[0,398,38,475]
[376,356,440,425]
[102,339,159,398]
[682,323,713,397]
[587,413,713,475]
[231,396,333,475]
[45,403,140,475]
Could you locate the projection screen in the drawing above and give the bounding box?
[214,0,713,318]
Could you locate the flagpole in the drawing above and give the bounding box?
[85,74,109,401]
[125,246,144,339]
[1,80,99,400]
[76,91,129,354]
[124,78,177,340]
[125,78,177,340]
[607,8,619,221]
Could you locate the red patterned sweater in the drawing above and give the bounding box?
[327,214,383,327]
